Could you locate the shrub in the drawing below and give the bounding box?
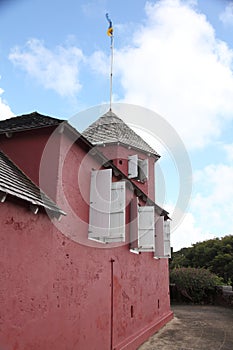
[170,267,223,303]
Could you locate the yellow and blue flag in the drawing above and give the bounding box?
[106,13,113,43]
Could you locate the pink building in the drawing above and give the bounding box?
[0,110,173,350]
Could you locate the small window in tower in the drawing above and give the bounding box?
[128,155,148,182]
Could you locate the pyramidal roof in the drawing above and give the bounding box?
[82,110,160,157]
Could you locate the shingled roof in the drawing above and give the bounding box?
[0,111,64,134]
[82,110,160,157]
[0,151,65,217]
[0,110,167,218]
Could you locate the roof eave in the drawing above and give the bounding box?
[0,122,64,135]
[0,186,66,216]
[94,140,160,159]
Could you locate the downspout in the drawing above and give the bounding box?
[110,258,115,350]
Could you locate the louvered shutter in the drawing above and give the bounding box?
[130,197,139,251]
[128,155,138,179]
[106,181,126,242]
[88,169,112,240]
[138,158,148,182]
[154,216,165,257]
[138,206,155,252]
[164,220,171,258]
[154,216,171,258]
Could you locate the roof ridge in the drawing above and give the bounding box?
[0,111,64,134]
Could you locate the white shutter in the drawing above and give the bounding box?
[130,197,139,251]
[128,155,138,179]
[164,220,171,258]
[154,216,165,257]
[138,206,155,252]
[138,158,148,182]
[106,181,126,242]
[154,216,171,258]
[88,169,112,240]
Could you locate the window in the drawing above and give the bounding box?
[154,216,171,258]
[138,206,155,251]
[164,220,171,257]
[130,197,155,252]
[88,169,125,243]
[107,181,125,242]
[128,155,148,182]
[89,169,112,241]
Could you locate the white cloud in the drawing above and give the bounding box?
[9,39,85,97]
[223,143,233,162]
[0,88,15,120]
[91,0,233,150]
[89,50,109,76]
[171,212,213,251]
[191,163,233,236]
[219,3,233,26]
[163,202,213,251]
[169,159,233,251]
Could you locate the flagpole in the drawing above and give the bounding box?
[110,35,114,111]
[106,13,114,112]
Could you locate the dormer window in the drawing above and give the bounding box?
[128,155,148,182]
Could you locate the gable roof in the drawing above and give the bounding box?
[0,111,168,218]
[0,111,64,134]
[0,150,65,217]
[82,110,160,157]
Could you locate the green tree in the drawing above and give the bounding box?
[170,235,233,284]
[170,267,223,303]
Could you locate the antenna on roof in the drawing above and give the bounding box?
[105,13,114,111]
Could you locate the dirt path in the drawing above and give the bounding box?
[138,305,233,350]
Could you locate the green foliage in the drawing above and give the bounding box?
[170,267,223,303]
[170,235,233,284]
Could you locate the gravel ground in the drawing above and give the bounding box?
[138,305,233,350]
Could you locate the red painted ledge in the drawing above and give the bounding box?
[114,311,174,350]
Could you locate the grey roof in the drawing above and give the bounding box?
[0,111,64,134]
[0,111,167,218]
[0,151,65,216]
[82,110,160,157]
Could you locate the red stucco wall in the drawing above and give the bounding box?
[0,199,172,350]
[95,144,156,201]
[0,127,61,200]
[0,199,112,350]
[0,125,172,350]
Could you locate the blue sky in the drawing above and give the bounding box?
[1,0,233,250]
